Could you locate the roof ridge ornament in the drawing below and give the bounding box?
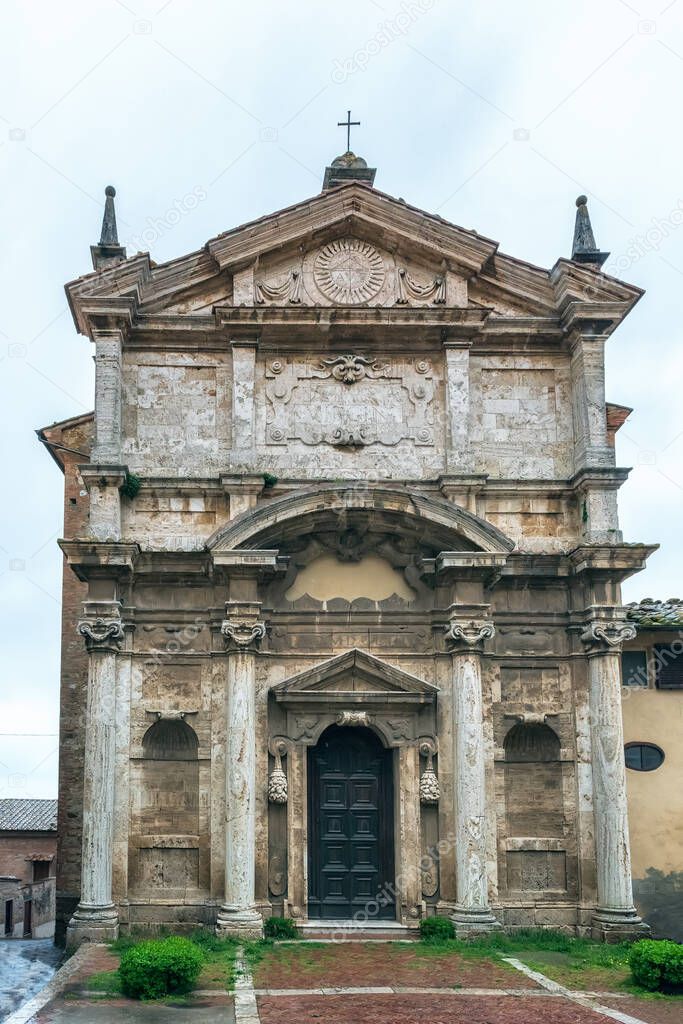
[323,111,376,190]
[571,194,609,268]
[91,185,127,270]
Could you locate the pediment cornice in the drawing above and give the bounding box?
[271,648,438,706]
[207,187,499,277]
[63,185,645,340]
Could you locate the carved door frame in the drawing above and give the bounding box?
[268,649,437,926]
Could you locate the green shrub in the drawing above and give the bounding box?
[264,916,299,940]
[629,939,683,992]
[419,916,455,942]
[119,936,204,999]
[119,472,141,500]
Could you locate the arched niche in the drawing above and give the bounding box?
[504,722,563,837]
[135,718,200,836]
[142,718,199,760]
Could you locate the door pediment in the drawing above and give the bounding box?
[272,648,437,710]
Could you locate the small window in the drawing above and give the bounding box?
[625,742,665,772]
[621,650,648,687]
[654,643,683,689]
[32,860,50,882]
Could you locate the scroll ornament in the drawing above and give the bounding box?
[444,620,495,649]
[319,353,390,385]
[396,267,446,305]
[220,620,267,649]
[268,748,288,805]
[78,617,124,650]
[580,621,637,649]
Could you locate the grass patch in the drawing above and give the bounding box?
[82,969,122,996]
[189,930,239,991]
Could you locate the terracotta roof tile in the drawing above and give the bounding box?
[626,598,683,629]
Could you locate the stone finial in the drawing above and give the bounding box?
[571,194,609,268]
[322,151,377,191]
[91,185,127,270]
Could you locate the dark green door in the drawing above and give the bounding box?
[308,725,395,920]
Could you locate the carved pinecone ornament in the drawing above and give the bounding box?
[268,766,288,804]
[419,765,440,805]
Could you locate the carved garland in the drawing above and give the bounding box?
[396,268,446,305]
[419,739,440,805]
[268,737,289,805]
[254,269,302,305]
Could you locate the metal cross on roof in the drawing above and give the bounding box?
[337,109,360,152]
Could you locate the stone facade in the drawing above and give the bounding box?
[44,157,658,946]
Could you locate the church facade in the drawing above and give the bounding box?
[47,151,657,947]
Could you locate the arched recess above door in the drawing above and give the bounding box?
[207,483,515,556]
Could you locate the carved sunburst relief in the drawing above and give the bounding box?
[314,238,385,303]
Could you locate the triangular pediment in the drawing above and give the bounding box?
[272,648,438,704]
[66,182,643,336]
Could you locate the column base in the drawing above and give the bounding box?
[451,905,501,938]
[215,906,263,940]
[66,903,119,950]
[591,908,650,943]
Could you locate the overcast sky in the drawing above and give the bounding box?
[1,0,682,799]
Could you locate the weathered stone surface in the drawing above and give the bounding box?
[42,171,657,945]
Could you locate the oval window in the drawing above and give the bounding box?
[624,743,665,772]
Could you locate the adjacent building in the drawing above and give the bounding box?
[42,151,662,948]
[0,799,57,939]
[622,599,683,940]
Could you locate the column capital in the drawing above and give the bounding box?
[445,617,495,652]
[221,600,266,651]
[580,619,637,652]
[78,602,124,652]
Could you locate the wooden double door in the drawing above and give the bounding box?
[307,725,395,920]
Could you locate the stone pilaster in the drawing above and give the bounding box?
[80,466,127,542]
[445,616,500,935]
[92,329,123,464]
[581,620,650,941]
[215,600,265,939]
[66,602,123,948]
[443,342,474,474]
[568,329,613,472]
[82,328,127,544]
[230,339,258,456]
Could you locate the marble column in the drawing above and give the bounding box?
[216,601,265,938]
[66,604,123,948]
[583,621,649,940]
[445,618,500,934]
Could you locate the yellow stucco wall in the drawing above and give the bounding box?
[622,685,683,938]
[623,688,683,874]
